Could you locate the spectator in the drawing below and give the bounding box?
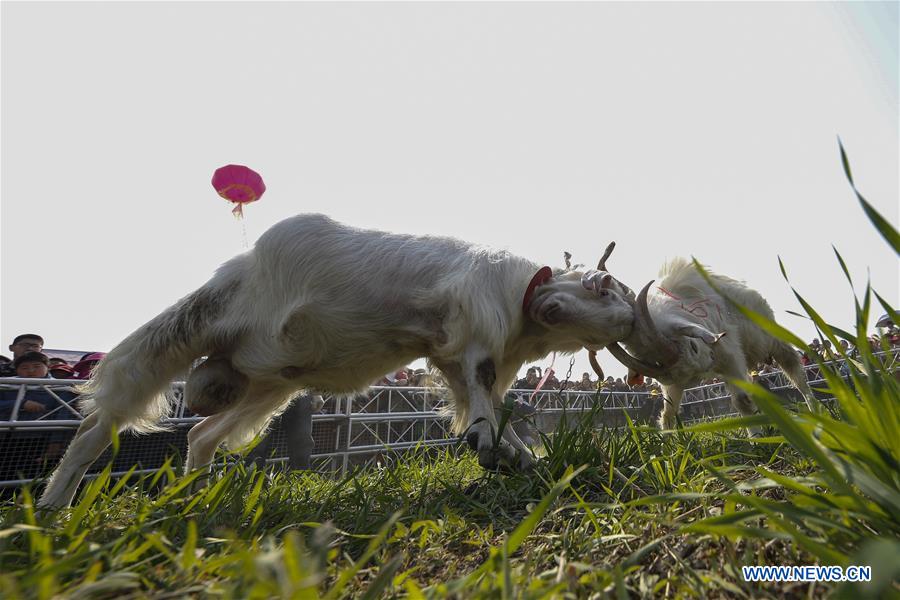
[0,352,52,420]
[575,372,595,391]
[545,370,560,389]
[868,335,882,352]
[514,367,540,390]
[377,367,412,386]
[14,352,51,380]
[643,377,655,391]
[837,339,858,359]
[49,363,76,379]
[613,377,629,392]
[409,368,432,387]
[1,334,44,377]
[889,326,900,347]
[393,368,410,386]
[810,338,823,357]
[822,340,836,361]
[72,352,107,380]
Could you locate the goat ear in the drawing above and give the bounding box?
[678,323,725,345]
[677,323,724,345]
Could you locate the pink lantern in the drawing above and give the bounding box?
[212,164,266,218]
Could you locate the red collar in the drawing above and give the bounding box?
[522,266,553,313]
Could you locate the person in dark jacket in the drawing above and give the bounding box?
[0,334,44,377]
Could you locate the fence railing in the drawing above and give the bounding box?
[1,347,897,488]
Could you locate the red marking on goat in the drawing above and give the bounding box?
[685,299,710,318]
[658,286,720,320]
[657,286,681,300]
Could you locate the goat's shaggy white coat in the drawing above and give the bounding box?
[40,214,634,508]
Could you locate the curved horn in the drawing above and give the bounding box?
[606,280,682,379]
[597,242,616,270]
[594,242,637,299]
[587,350,604,380]
[634,280,681,368]
[606,342,670,379]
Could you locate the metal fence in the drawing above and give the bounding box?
[1,348,897,488]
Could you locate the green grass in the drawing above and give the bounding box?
[0,428,843,599]
[1,142,897,598]
[1,408,896,598]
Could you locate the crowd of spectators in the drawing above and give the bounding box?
[0,335,106,471]
[507,365,665,396]
[375,367,436,388]
[795,329,900,365]
[0,334,106,422]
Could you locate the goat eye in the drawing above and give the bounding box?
[599,289,609,297]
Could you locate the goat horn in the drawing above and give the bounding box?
[595,241,637,299]
[606,343,670,379]
[597,241,616,270]
[635,280,681,368]
[606,280,682,379]
[587,350,604,380]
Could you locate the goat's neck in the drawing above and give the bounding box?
[506,320,583,366]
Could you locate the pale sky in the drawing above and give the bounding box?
[2,1,898,382]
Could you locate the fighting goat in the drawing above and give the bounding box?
[586,256,816,432]
[40,214,635,508]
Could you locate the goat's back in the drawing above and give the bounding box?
[658,257,782,364]
[224,213,540,364]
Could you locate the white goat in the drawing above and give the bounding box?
[598,257,815,431]
[40,214,634,508]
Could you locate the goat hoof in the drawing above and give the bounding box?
[478,450,499,470]
[746,426,765,440]
[517,451,536,471]
[492,450,535,474]
[478,441,519,471]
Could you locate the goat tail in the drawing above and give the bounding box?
[771,340,816,411]
[78,277,240,434]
